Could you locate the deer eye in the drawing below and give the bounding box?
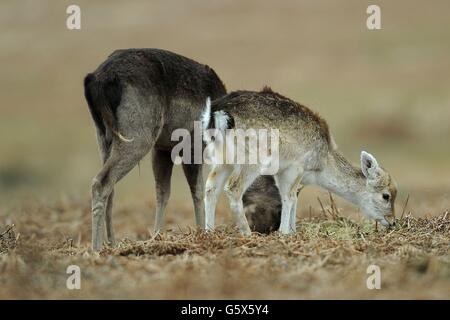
[382,193,390,201]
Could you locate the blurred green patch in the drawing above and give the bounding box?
[0,165,46,191]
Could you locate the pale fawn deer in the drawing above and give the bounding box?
[84,48,276,250]
[202,87,397,235]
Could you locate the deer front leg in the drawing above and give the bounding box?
[204,165,232,231]
[278,196,295,234]
[289,198,298,233]
[182,163,205,229]
[224,167,259,235]
[152,150,174,232]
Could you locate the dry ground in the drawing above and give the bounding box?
[0,194,449,299]
[0,1,449,299]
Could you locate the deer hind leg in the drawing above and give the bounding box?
[183,163,205,229]
[224,166,260,235]
[95,130,117,246]
[288,175,304,233]
[204,164,233,231]
[275,167,303,234]
[151,149,174,233]
[103,190,115,245]
[91,95,164,251]
[91,137,156,251]
[289,197,298,234]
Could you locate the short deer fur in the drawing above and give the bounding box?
[202,87,397,235]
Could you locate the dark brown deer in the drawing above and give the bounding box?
[84,48,227,250]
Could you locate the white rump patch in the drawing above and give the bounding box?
[213,110,230,132]
[201,97,211,131]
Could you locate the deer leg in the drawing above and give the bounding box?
[289,198,298,233]
[90,89,165,251]
[275,168,303,234]
[92,139,154,250]
[204,165,233,231]
[95,129,116,246]
[224,166,260,235]
[91,132,160,251]
[288,175,304,233]
[151,150,174,232]
[183,163,205,229]
[104,190,116,245]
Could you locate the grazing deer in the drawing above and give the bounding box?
[202,87,397,235]
[84,48,227,250]
[83,48,277,249]
[244,175,281,234]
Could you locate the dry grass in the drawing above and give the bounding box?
[0,225,18,254]
[0,195,448,299]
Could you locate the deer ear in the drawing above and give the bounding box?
[361,151,379,179]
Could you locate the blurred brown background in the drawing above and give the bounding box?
[1,0,449,221]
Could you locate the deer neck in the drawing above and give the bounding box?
[310,150,366,206]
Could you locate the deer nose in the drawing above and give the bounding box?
[384,210,396,227]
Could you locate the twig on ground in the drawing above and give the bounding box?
[317,197,327,218]
[400,194,410,219]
